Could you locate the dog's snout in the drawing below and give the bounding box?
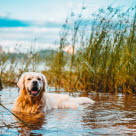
[32,81,38,85]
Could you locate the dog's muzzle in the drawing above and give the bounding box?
[27,81,41,96]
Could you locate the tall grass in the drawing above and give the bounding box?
[0,47,40,86]
[0,6,135,93]
[48,6,136,93]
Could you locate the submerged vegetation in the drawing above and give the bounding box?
[0,6,136,93]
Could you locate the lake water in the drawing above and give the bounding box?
[0,87,136,136]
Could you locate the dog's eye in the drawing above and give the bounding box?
[37,78,41,81]
[27,78,31,80]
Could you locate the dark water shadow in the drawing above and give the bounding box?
[12,112,46,136]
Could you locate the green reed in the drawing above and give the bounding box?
[0,46,40,86]
[50,6,136,93]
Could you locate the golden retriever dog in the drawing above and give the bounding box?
[12,72,94,113]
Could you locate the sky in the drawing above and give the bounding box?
[0,0,113,22]
[0,0,135,52]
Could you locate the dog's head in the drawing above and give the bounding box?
[17,72,47,97]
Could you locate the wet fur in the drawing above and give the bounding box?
[12,72,94,113]
[12,88,46,113]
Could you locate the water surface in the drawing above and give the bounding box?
[0,87,136,135]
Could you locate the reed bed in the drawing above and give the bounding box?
[47,6,136,93]
[0,6,136,93]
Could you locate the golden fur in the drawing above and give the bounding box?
[12,89,46,113]
[12,72,94,113]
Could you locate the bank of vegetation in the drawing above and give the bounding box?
[0,6,136,93]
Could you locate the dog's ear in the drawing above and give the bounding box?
[41,73,48,91]
[17,73,27,90]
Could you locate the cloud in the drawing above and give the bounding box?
[0,26,60,52]
[43,22,62,28]
[0,17,30,27]
[0,17,63,28]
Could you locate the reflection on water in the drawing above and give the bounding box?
[0,87,136,135]
[13,112,46,136]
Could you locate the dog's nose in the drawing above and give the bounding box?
[32,81,38,85]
